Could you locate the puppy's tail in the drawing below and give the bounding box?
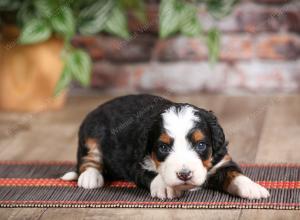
[60,171,78,181]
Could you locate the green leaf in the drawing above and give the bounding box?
[206,0,238,19]
[19,19,51,44]
[180,3,201,36]
[78,0,110,18]
[104,5,130,39]
[17,1,36,26]
[51,6,75,38]
[159,0,180,38]
[34,0,54,18]
[0,0,22,11]
[78,1,114,35]
[54,65,72,97]
[206,28,220,64]
[67,49,92,87]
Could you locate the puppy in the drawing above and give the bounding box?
[62,94,270,200]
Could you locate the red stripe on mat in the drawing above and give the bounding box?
[0,200,299,207]
[0,161,75,166]
[0,178,299,189]
[0,179,136,188]
[0,161,300,168]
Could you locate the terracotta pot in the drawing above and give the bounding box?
[0,25,67,112]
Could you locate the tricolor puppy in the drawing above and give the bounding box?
[62,94,270,200]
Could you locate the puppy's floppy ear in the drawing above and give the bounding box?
[200,109,228,164]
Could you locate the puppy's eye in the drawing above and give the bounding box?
[158,143,172,154]
[195,142,206,153]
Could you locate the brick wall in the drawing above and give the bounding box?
[72,0,300,94]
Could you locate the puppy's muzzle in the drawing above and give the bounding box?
[176,168,192,181]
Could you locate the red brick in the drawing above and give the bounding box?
[256,34,300,60]
[236,3,300,33]
[132,62,230,93]
[197,9,240,33]
[198,2,300,33]
[286,10,300,32]
[154,37,208,61]
[220,35,254,61]
[73,35,156,62]
[90,61,300,94]
[72,36,97,47]
[254,0,291,4]
[91,62,131,90]
[226,61,300,93]
[72,1,300,95]
[153,35,254,62]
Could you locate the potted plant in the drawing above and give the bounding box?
[0,0,237,112]
[0,0,133,112]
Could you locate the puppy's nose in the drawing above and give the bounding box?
[176,169,192,181]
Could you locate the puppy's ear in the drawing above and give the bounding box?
[200,110,228,164]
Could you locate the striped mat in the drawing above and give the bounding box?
[0,161,299,209]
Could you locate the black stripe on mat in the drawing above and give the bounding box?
[0,187,299,209]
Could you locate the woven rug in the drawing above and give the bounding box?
[0,161,299,209]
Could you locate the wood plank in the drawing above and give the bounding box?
[0,97,106,161]
[170,94,226,115]
[0,208,47,220]
[38,208,241,220]
[37,208,86,220]
[217,96,270,162]
[239,210,300,220]
[255,95,300,162]
[0,208,20,220]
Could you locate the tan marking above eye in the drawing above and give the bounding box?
[159,133,172,144]
[192,130,205,142]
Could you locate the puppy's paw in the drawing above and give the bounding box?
[150,175,182,199]
[227,175,270,200]
[61,171,78,181]
[78,167,104,189]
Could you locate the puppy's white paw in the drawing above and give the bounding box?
[61,171,78,181]
[150,175,182,199]
[166,186,182,199]
[78,167,104,189]
[227,175,270,200]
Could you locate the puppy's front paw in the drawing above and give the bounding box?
[78,167,104,189]
[227,175,270,200]
[150,175,182,199]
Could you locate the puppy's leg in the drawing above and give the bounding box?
[206,155,270,199]
[131,165,181,200]
[77,138,104,189]
[150,174,182,199]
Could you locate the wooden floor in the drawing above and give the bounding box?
[0,94,299,220]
